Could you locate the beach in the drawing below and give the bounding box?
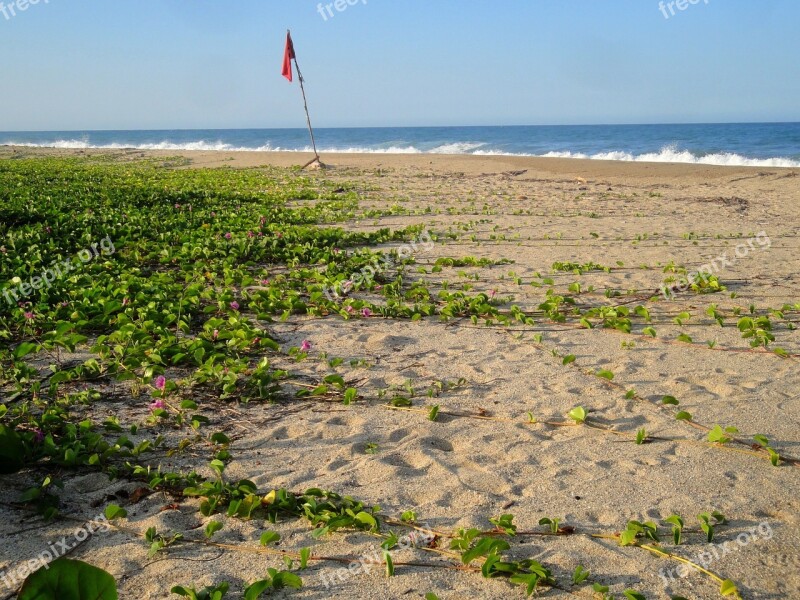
[1,146,799,600]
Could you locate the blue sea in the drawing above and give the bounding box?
[2,123,800,168]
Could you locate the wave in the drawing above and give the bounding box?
[539,145,800,168]
[4,139,799,168]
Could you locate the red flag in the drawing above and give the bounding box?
[282,32,295,82]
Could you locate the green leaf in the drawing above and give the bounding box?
[568,406,587,424]
[205,520,224,539]
[675,411,692,421]
[13,342,40,360]
[354,511,378,531]
[643,327,657,338]
[384,551,394,577]
[720,579,739,596]
[260,531,281,546]
[596,369,614,381]
[0,425,25,474]
[662,395,679,405]
[461,538,510,565]
[425,595,440,600]
[210,432,230,445]
[19,558,118,600]
[562,354,576,365]
[244,579,272,600]
[708,425,733,444]
[299,547,310,569]
[572,565,590,585]
[624,591,646,600]
[104,505,128,521]
[428,404,440,421]
[343,388,358,405]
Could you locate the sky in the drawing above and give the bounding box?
[1,0,799,131]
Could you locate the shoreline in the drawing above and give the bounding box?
[3,146,799,180]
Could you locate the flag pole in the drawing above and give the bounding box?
[288,30,321,168]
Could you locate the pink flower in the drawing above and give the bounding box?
[225,232,232,240]
[361,308,373,318]
[149,399,166,411]
[229,301,240,311]
[247,231,254,238]
[174,203,181,209]
[300,340,312,352]
[23,312,34,320]
[345,305,355,314]
[122,297,129,306]
[153,376,166,391]
[212,329,219,340]
[211,211,216,217]
[260,279,270,286]
[490,290,497,299]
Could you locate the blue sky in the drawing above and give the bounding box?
[1,0,798,130]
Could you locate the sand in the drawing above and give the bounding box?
[1,147,799,600]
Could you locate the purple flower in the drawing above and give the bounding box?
[149,399,166,411]
[153,376,166,391]
[229,301,240,311]
[345,305,355,314]
[225,232,232,240]
[362,308,373,318]
[33,428,45,443]
[300,340,312,352]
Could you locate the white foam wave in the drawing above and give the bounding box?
[429,141,486,154]
[3,140,799,168]
[540,145,800,168]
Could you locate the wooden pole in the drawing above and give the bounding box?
[289,30,321,167]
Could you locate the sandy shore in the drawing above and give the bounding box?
[1,147,799,600]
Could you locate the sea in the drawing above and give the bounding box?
[2,123,800,168]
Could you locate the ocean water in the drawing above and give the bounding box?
[2,123,800,168]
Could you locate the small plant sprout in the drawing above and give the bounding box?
[708,425,739,444]
[572,565,590,585]
[568,406,588,424]
[635,429,648,445]
[489,514,517,535]
[243,569,302,599]
[539,517,561,534]
[171,582,230,600]
[664,514,684,544]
